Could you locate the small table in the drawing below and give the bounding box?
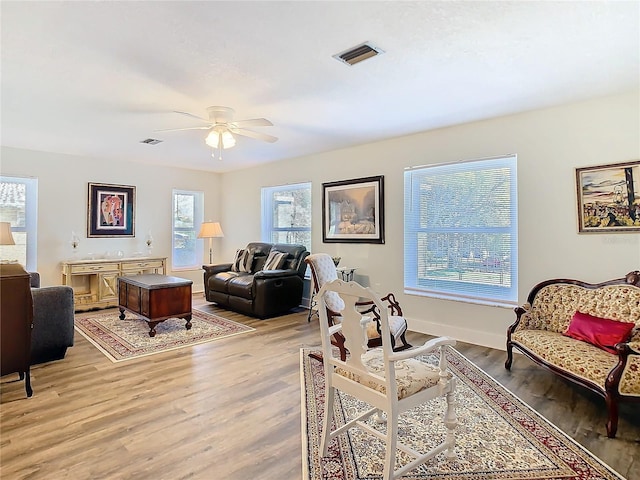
[336,267,357,282]
[118,274,193,337]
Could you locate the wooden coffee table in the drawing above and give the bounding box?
[118,274,193,337]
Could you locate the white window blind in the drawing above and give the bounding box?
[261,182,312,251]
[172,189,204,270]
[404,155,518,306]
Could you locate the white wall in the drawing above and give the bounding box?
[0,147,221,288]
[2,91,638,350]
[219,91,640,350]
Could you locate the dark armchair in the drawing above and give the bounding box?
[29,272,75,364]
[203,242,310,318]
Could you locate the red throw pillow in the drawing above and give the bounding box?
[564,311,635,354]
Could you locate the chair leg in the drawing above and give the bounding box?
[333,333,348,361]
[384,408,398,480]
[320,384,335,456]
[443,383,457,459]
[505,342,514,370]
[308,351,324,363]
[605,392,619,438]
[374,409,385,424]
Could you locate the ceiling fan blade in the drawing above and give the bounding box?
[229,127,278,143]
[173,110,209,122]
[154,126,211,132]
[229,118,273,128]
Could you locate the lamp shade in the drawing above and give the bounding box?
[0,222,15,245]
[205,128,236,149]
[197,222,224,239]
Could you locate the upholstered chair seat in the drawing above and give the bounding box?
[336,348,445,399]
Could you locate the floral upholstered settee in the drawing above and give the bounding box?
[505,271,640,438]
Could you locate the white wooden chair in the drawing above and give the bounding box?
[306,253,411,361]
[317,279,458,480]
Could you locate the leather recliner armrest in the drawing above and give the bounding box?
[253,269,298,279]
[203,263,233,274]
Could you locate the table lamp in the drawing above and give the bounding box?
[0,222,16,263]
[197,221,224,264]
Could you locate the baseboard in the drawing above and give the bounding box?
[406,316,506,351]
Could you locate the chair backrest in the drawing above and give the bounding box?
[305,253,344,312]
[317,279,396,388]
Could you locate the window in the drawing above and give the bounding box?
[0,175,38,271]
[404,155,518,306]
[172,189,204,270]
[261,182,312,251]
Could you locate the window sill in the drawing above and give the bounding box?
[404,288,517,309]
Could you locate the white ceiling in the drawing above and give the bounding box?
[1,1,638,173]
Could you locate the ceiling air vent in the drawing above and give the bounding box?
[140,138,163,145]
[333,42,384,66]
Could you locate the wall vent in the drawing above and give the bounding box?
[140,138,163,145]
[333,42,384,66]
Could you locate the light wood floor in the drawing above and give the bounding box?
[1,296,638,480]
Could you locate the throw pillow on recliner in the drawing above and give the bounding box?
[231,249,253,273]
[263,250,287,271]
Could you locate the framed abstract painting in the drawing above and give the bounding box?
[87,182,136,237]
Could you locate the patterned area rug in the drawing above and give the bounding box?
[75,307,254,362]
[301,348,624,480]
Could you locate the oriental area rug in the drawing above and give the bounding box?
[75,307,254,362]
[300,348,624,480]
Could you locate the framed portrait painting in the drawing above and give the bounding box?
[576,160,640,233]
[87,182,136,237]
[322,175,384,244]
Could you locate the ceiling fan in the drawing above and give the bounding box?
[155,106,278,160]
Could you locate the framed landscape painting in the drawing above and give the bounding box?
[88,182,136,237]
[576,160,640,233]
[322,175,384,243]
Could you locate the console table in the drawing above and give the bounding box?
[61,257,167,312]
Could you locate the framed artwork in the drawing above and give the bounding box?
[322,175,384,243]
[576,160,640,233]
[87,182,136,237]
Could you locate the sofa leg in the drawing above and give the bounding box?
[605,394,619,438]
[505,342,513,370]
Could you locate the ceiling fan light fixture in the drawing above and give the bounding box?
[205,128,236,149]
[222,131,236,149]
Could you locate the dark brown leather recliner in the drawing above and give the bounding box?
[203,242,309,318]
